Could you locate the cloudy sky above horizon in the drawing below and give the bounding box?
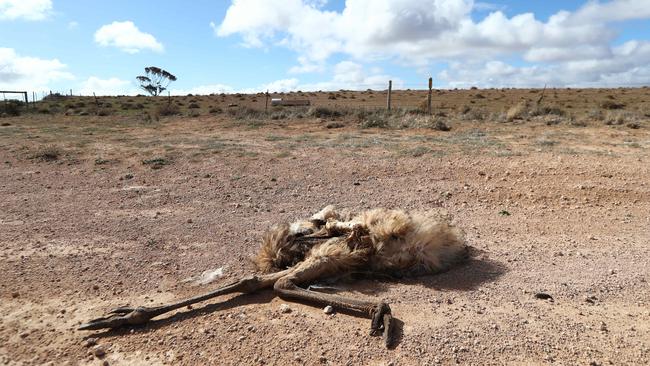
[2,0,650,96]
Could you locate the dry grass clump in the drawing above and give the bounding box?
[458,105,488,121]
[227,106,265,120]
[604,111,643,127]
[30,145,62,162]
[156,103,181,116]
[308,106,346,119]
[600,100,626,110]
[0,100,24,117]
[357,109,451,130]
[505,102,529,122]
[142,157,172,169]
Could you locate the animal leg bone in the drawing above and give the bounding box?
[274,275,394,347]
[78,269,291,331]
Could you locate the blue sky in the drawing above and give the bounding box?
[1,0,650,96]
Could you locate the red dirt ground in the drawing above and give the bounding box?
[1,108,649,365]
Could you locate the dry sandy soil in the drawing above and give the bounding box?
[1,91,649,365]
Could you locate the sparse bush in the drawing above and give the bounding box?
[506,102,528,121]
[326,122,344,129]
[227,106,264,120]
[0,100,23,116]
[587,109,604,121]
[97,108,112,116]
[601,100,626,110]
[604,111,636,126]
[209,107,223,114]
[432,119,451,131]
[360,115,389,128]
[31,145,62,162]
[529,105,566,117]
[156,103,180,116]
[308,107,344,119]
[188,102,200,109]
[142,157,171,169]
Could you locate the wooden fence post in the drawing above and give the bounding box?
[387,80,392,111]
[265,89,269,112]
[427,77,433,115]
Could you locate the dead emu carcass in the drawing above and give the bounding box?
[79,206,467,347]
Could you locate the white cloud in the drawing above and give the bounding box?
[67,21,79,29]
[439,41,650,88]
[216,0,650,87]
[78,76,137,96]
[177,61,399,94]
[0,48,73,91]
[171,84,235,95]
[94,21,164,54]
[0,0,52,21]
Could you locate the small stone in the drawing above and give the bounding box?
[600,322,608,332]
[102,360,110,366]
[323,305,334,315]
[92,284,99,290]
[11,292,19,298]
[534,293,553,301]
[19,332,29,338]
[93,345,105,358]
[83,338,98,347]
[238,335,246,341]
[319,356,327,363]
[187,219,193,224]
[279,304,292,314]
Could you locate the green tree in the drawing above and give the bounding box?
[136,66,177,96]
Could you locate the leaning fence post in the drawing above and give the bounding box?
[427,77,433,115]
[265,89,269,112]
[387,80,392,111]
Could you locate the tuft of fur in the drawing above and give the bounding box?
[255,224,299,273]
[255,207,467,278]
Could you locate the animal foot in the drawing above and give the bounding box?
[369,302,394,347]
[78,306,158,331]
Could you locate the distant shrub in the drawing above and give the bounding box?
[529,106,566,117]
[506,102,528,121]
[227,106,265,120]
[97,108,112,116]
[188,102,200,109]
[156,103,180,116]
[601,100,626,110]
[142,157,171,169]
[0,100,23,116]
[31,145,62,162]
[433,119,451,131]
[308,107,344,119]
